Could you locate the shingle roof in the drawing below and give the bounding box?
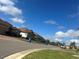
[0,18,12,27]
[0,25,6,30]
[18,28,32,33]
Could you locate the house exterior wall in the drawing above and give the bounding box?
[0,25,12,34]
[0,19,12,35]
[0,25,6,34]
[20,32,28,38]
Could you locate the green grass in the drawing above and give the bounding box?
[22,50,79,59]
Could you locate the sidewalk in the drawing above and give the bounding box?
[3,48,50,59]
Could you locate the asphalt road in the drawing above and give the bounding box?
[0,35,55,59]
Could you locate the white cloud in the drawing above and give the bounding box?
[0,0,22,16]
[11,17,25,24]
[54,31,65,42]
[55,31,66,38]
[55,38,62,42]
[0,5,22,16]
[58,25,65,29]
[68,6,79,19]
[54,29,79,42]
[66,39,79,46]
[0,0,14,5]
[55,29,79,38]
[21,25,26,28]
[44,20,65,29]
[66,29,79,38]
[0,0,25,25]
[70,39,79,43]
[20,24,31,28]
[44,20,57,25]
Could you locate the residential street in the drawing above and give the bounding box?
[0,35,55,59]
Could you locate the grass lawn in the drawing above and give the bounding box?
[22,50,79,59]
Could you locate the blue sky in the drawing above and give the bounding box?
[0,0,79,44]
[18,0,78,34]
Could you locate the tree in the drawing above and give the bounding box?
[45,39,50,45]
[49,42,57,46]
[33,33,46,43]
[69,42,77,49]
[55,41,62,47]
[62,42,66,46]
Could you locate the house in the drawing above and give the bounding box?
[34,33,46,43]
[11,27,20,37]
[18,28,33,39]
[0,19,12,35]
[6,27,21,37]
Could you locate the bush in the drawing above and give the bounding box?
[69,46,73,49]
[75,48,79,54]
[76,49,79,52]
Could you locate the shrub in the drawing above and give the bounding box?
[76,48,79,52]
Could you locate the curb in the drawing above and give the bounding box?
[3,48,50,59]
[73,55,79,57]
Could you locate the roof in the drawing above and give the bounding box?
[0,18,12,27]
[0,25,6,29]
[12,27,18,30]
[18,28,32,33]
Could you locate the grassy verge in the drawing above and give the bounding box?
[22,50,79,59]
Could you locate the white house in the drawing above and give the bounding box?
[20,32,28,38]
[18,28,32,38]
